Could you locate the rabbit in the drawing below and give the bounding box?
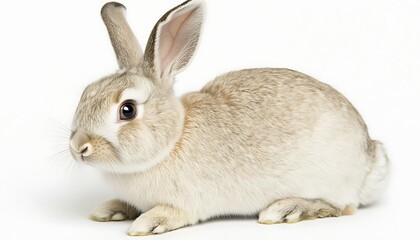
[69,0,389,236]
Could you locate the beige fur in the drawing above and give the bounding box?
[90,199,140,222]
[69,0,389,235]
[258,198,342,224]
[101,3,143,68]
[342,204,357,216]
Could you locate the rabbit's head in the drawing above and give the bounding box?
[69,1,205,173]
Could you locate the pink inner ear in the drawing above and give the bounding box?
[158,9,195,77]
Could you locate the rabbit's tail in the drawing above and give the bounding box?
[358,140,390,206]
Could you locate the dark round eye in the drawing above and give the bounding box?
[119,101,137,121]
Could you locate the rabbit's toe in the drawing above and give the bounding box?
[127,218,169,236]
[127,204,190,236]
[89,199,139,222]
[90,211,125,222]
[258,197,343,224]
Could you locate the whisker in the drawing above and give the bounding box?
[49,118,72,133]
[43,134,71,139]
[49,154,74,175]
[115,148,129,160]
[70,160,83,177]
[110,159,122,173]
[48,150,71,164]
[43,118,72,141]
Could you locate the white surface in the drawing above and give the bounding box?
[0,0,418,239]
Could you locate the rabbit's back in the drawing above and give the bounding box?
[183,68,367,145]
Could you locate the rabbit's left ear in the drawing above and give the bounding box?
[101,2,143,69]
[143,0,205,87]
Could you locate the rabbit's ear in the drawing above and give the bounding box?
[143,0,205,87]
[101,2,143,69]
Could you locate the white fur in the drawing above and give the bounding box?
[104,112,369,220]
[359,141,389,205]
[119,87,150,105]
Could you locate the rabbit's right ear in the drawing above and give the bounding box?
[142,0,205,87]
[101,2,143,69]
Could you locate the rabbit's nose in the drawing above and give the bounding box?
[79,143,93,157]
[69,130,93,159]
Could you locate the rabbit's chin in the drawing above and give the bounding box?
[86,161,149,174]
[87,153,168,174]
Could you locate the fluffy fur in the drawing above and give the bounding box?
[69,0,389,235]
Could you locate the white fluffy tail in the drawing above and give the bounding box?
[359,141,390,205]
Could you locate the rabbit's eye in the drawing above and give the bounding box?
[119,100,137,121]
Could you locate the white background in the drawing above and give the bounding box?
[0,0,419,239]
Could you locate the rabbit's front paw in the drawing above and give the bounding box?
[90,199,140,222]
[127,205,190,236]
